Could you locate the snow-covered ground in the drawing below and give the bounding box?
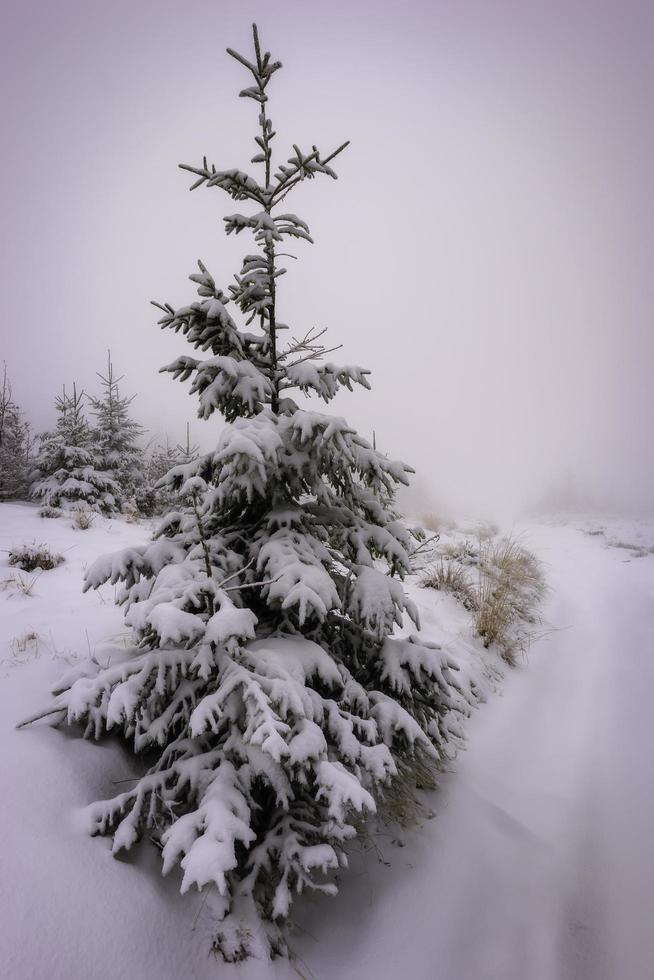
[1,503,653,979]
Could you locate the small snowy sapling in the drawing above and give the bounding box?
[32,25,475,960]
[30,384,119,514]
[89,351,145,508]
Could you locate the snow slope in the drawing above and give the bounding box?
[286,521,654,980]
[2,504,653,979]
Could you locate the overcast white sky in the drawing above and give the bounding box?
[2,0,653,519]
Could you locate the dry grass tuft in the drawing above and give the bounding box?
[440,538,479,566]
[421,512,444,533]
[471,520,500,542]
[120,497,141,523]
[1,631,43,673]
[4,630,81,671]
[71,506,95,530]
[1,570,44,597]
[420,560,478,611]
[475,537,546,664]
[10,630,41,658]
[421,513,459,534]
[8,543,64,573]
[38,506,62,519]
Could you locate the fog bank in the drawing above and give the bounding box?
[2,0,653,519]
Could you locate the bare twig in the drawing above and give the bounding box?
[16,706,66,729]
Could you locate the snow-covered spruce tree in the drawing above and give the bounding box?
[38,26,475,959]
[30,384,120,513]
[0,363,33,500]
[89,351,145,507]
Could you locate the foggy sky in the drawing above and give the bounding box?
[2,0,653,519]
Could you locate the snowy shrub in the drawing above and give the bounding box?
[8,543,64,572]
[38,506,62,519]
[31,26,476,961]
[133,484,160,518]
